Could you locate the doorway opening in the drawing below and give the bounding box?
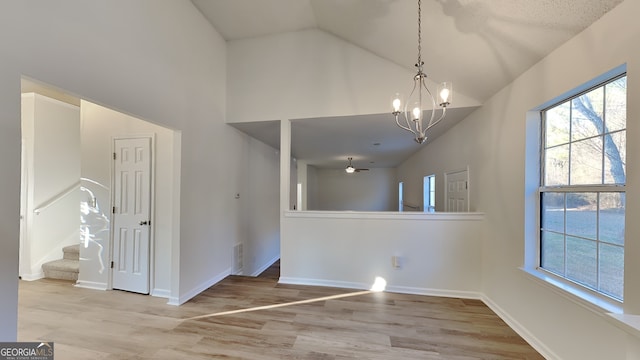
[19,77,179,299]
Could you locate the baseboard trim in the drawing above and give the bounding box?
[279,277,370,291]
[151,288,171,299]
[481,295,559,360]
[20,272,44,281]
[250,256,280,277]
[386,285,482,300]
[75,280,107,291]
[167,297,180,306]
[176,267,231,305]
[278,277,482,300]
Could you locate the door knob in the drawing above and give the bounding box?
[139,220,150,226]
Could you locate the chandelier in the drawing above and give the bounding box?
[391,0,452,144]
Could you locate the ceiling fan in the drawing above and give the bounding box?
[345,157,369,173]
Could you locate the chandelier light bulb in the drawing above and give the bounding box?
[437,82,453,106]
[440,88,450,103]
[392,96,402,113]
[412,106,422,121]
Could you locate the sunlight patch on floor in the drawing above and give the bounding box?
[184,290,373,321]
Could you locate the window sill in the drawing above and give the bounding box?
[519,267,622,315]
[520,268,640,339]
[605,314,640,339]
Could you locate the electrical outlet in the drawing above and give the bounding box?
[392,256,401,269]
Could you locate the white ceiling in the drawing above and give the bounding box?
[192,0,624,169]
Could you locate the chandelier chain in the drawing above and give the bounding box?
[417,0,422,68]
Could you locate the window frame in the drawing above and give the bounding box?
[538,73,627,303]
[424,174,435,212]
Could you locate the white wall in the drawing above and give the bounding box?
[226,29,480,124]
[398,0,640,358]
[4,2,638,358]
[398,145,476,212]
[230,131,281,276]
[282,211,483,298]
[225,1,640,358]
[20,93,80,280]
[79,100,178,296]
[311,168,397,211]
[0,0,245,339]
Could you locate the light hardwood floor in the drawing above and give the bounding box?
[18,262,544,359]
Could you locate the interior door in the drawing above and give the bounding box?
[445,169,468,212]
[112,137,151,294]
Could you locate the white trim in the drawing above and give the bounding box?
[167,297,180,306]
[250,256,280,277]
[606,313,640,339]
[279,277,368,290]
[482,294,561,360]
[279,277,482,300]
[150,288,171,299]
[75,280,108,291]
[284,210,484,221]
[175,267,231,305]
[20,272,44,281]
[519,267,622,314]
[386,285,481,300]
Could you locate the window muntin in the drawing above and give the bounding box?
[540,75,626,301]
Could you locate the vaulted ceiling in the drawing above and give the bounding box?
[192,0,624,169]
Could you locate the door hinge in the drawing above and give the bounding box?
[113,152,116,160]
[110,261,114,269]
[112,206,116,214]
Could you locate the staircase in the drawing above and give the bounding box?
[42,244,79,281]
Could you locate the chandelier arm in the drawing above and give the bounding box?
[420,77,438,128]
[405,114,415,133]
[424,107,447,132]
[395,114,416,134]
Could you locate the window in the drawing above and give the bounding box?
[540,75,626,301]
[424,175,435,212]
[398,181,404,212]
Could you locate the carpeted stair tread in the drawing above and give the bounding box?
[42,259,79,272]
[42,259,79,281]
[63,244,80,260]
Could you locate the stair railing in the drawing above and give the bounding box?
[33,181,81,215]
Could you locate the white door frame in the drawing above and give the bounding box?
[109,134,156,293]
[444,167,470,212]
[19,140,29,279]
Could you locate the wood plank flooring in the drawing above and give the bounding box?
[18,261,544,359]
